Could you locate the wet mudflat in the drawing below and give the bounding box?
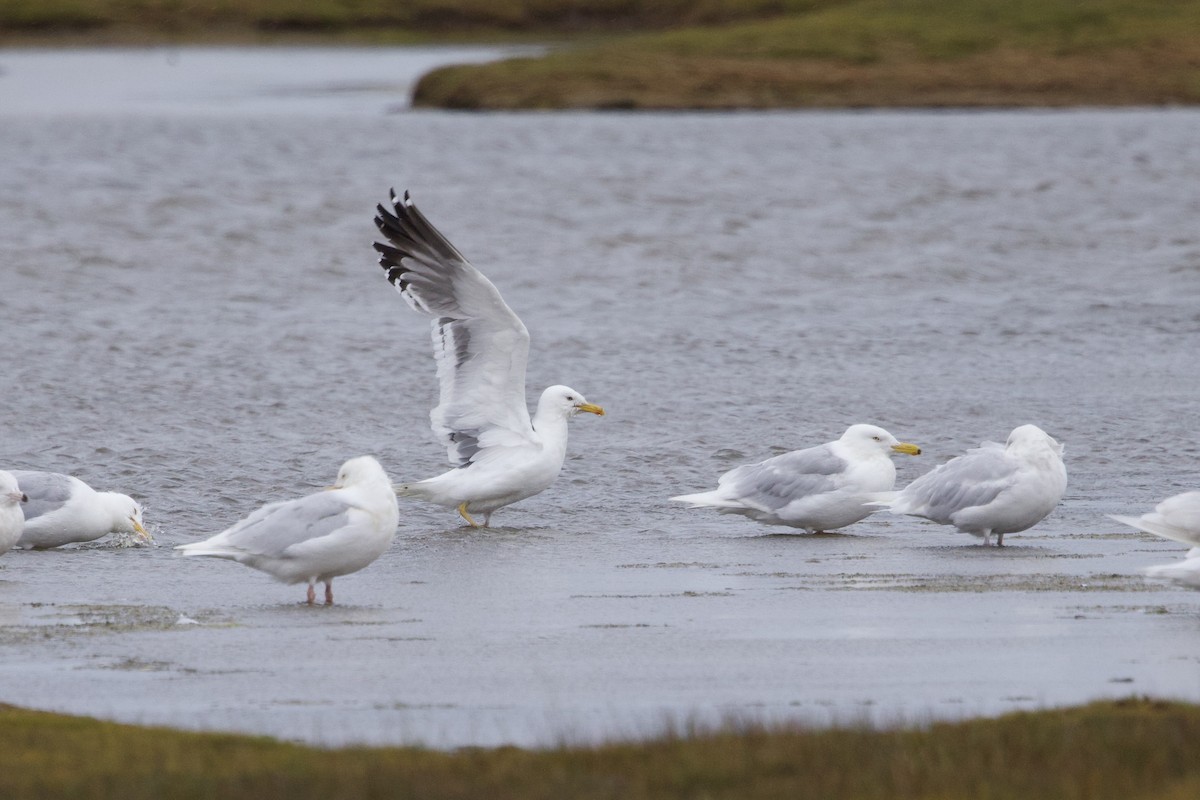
[1,48,1199,748]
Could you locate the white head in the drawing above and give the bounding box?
[537,385,605,420]
[332,456,390,489]
[839,424,922,458]
[99,492,148,540]
[0,470,28,507]
[1005,424,1064,457]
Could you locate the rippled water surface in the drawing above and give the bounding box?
[2,49,1199,748]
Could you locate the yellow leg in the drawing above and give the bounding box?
[458,502,480,527]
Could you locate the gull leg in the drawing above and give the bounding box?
[324,581,334,605]
[306,582,316,605]
[483,511,493,528]
[982,531,992,547]
[996,533,1005,547]
[457,502,481,527]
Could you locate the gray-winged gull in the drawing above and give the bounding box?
[373,190,604,528]
[176,456,399,605]
[875,423,1067,547]
[671,424,922,533]
[12,470,148,550]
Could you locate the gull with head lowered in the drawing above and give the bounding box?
[373,191,604,528]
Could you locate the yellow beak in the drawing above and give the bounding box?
[133,519,152,542]
[576,403,605,416]
[892,442,922,456]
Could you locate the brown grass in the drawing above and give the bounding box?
[4,698,1200,799]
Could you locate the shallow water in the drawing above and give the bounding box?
[1,49,1200,748]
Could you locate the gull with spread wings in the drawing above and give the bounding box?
[373,191,604,528]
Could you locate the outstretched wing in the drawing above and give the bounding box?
[373,190,534,467]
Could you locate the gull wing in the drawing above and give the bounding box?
[182,492,354,559]
[897,443,1015,523]
[374,190,534,467]
[11,471,76,524]
[718,445,847,513]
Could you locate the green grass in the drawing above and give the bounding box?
[5,698,1200,799]
[410,0,1200,107]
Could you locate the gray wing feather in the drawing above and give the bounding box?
[373,191,534,468]
[217,493,353,557]
[11,471,76,523]
[721,445,846,512]
[900,445,1014,522]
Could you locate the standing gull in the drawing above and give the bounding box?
[0,471,27,557]
[176,456,399,605]
[12,470,148,550]
[373,190,604,528]
[875,424,1067,547]
[671,424,922,533]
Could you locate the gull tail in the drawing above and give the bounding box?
[1107,513,1198,546]
[175,541,242,560]
[864,491,900,510]
[670,490,744,510]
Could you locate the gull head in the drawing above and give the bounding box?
[1005,424,1064,458]
[102,492,149,541]
[330,455,390,490]
[540,385,605,420]
[840,424,921,458]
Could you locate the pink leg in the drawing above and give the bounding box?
[324,581,334,605]
[306,583,316,605]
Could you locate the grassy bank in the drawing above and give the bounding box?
[413,0,1200,108]
[5,698,1200,799]
[4,1,1199,107]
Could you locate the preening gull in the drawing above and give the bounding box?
[176,456,398,605]
[373,190,604,528]
[875,424,1067,547]
[671,424,922,533]
[12,470,148,550]
[0,471,27,557]
[1110,491,1200,554]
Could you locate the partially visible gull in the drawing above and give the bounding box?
[12,470,148,550]
[1110,491,1200,556]
[176,456,399,605]
[875,424,1067,547]
[1141,554,1200,590]
[373,190,604,528]
[0,471,27,557]
[671,424,922,533]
